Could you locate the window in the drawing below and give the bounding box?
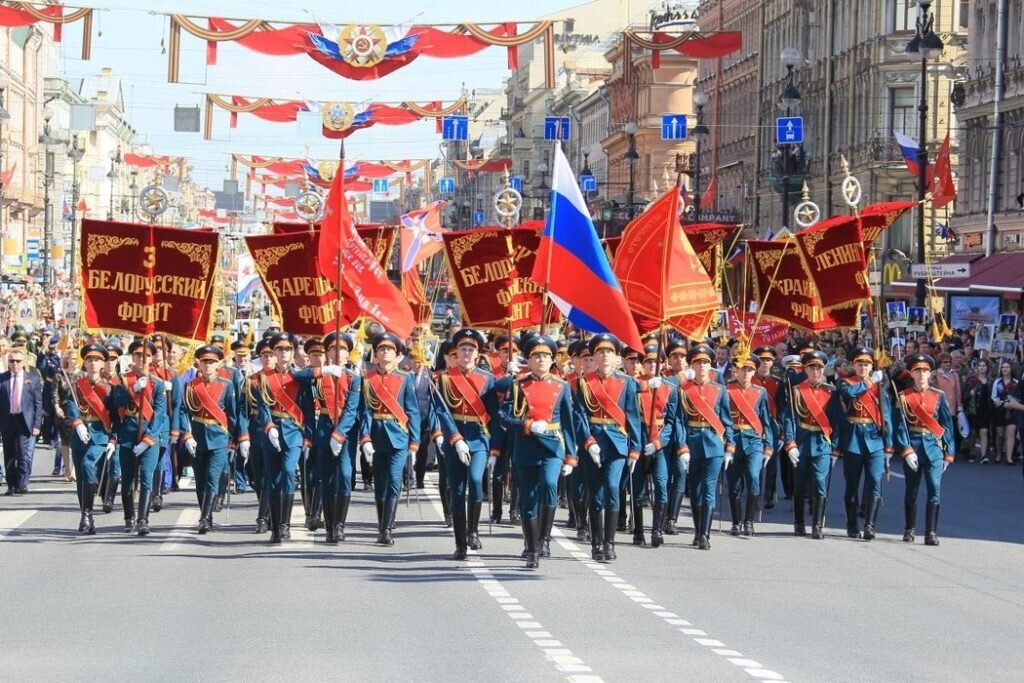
[888,87,916,137]
[893,0,915,32]
[958,0,969,28]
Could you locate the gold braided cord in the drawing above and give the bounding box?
[363,377,383,412]
[460,21,551,46]
[623,30,704,50]
[578,377,602,415]
[439,373,465,409]
[511,381,527,419]
[402,99,467,117]
[9,3,92,23]
[208,94,275,114]
[182,382,202,414]
[257,372,277,407]
[172,14,269,41]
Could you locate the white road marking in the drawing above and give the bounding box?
[0,510,36,539]
[158,508,202,552]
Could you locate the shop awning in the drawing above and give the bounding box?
[890,252,1024,295]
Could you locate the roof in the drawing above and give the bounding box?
[890,252,1024,295]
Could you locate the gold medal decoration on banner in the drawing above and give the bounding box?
[294,191,326,225]
[317,160,339,183]
[322,102,355,133]
[138,184,170,222]
[339,24,388,67]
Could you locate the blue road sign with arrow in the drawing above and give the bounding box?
[442,115,469,141]
[776,116,804,144]
[661,114,688,140]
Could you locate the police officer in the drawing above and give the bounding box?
[678,343,735,550]
[783,350,843,539]
[635,343,681,547]
[434,328,499,559]
[64,343,116,535]
[108,340,167,536]
[575,333,642,562]
[835,347,893,540]
[181,345,248,533]
[318,332,362,544]
[893,354,956,545]
[500,335,577,570]
[725,352,774,536]
[360,333,420,546]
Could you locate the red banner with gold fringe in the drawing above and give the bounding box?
[792,215,870,310]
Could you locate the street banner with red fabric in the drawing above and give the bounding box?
[930,132,956,209]
[726,308,790,347]
[792,215,870,310]
[859,201,916,246]
[272,222,396,269]
[81,219,220,341]
[613,187,719,320]
[441,227,554,330]
[683,222,736,286]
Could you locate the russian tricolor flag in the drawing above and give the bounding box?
[894,132,924,175]
[533,145,643,350]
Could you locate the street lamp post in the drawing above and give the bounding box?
[905,0,944,307]
[0,72,10,242]
[107,147,121,220]
[40,106,56,287]
[129,170,139,218]
[692,90,710,220]
[67,138,83,282]
[779,47,802,233]
[535,159,549,219]
[624,122,638,219]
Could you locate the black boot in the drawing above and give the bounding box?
[590,510,606,562]
[269,494,282,544]
[863,496,881,541]
[903,503,916,542]
[744,493,758,536]
[104,477,120,514]
[77,486,89,533]
[698,504,713,550]
[924,503,940,546]
[811,497,825,539]
[617,505,628,532]
[304,485,324,531]
[151,470,163,512]
[337,495,351,542]
[573,500,589,542]
[467,502,483,550]
[691,504,702,547]
[538,505,556,558]
[665,491,682,535]
[793,495,806,536]
[122,490,135,532]
[603,508,618,561]
[491,479,504,524]
[651,502,664,547]
[255,494,270,534]
[84,484,98,535]
[451,507,468,560]
[380,499,398,545]
[279,494,294,541]
[323,495,337,544]
[198,494,214,534]
[845,499,860,538]
[523,516,539,569]
[440,485,452,528]
[214,470,228,512]
[729,496,741,536]
[136,491,152,536]
[632,505,647,546]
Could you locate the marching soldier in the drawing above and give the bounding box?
[835,347,893,540]
[98,344,124,512]
[617,346,643,533]
[575,333,642,563]
[431,340,458,527]
[678,344,734,550]
[751,346,784,509]
[64,343,116,535]
[244,339,274,533]
[488,334,520,526]
[108,340,167,536]
[434,328,499,559]
[725,352,774,536]
[635,343,681,547]
[500,335,577,569]
[301,337,328,531]
[360,333,420,546]
[661,338,692,535]
[893,354,955,545]
[564,339,592,540]
[180,345,248,534]
[211,333,244,513]
[148,335,181,514]
[318,332,362,544]
[783,350,843,539]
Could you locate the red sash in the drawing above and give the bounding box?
[446,370,490,428]
[76,377,112,432]
[683,382,725,438]
[752,375,779,418]
[639,383,669,425]
[585,373,628,430]
[851,380,882,427]
[265,371,304,425]
[320,375,350,422]
[902,389,945,439]
[728,385,764,437]
[124,373,154,424]
[369,371,409,428]
[798,384,833,441]
[192,378,228,427]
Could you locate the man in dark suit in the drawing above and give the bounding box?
[1,348,44,494]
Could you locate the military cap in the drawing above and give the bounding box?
[622,346,641,361]
[195,345,224,362]
[106,345,123,359]
[48,335,60,347]
[801,350,829,368]
[371,332,404,354]
[568,339,588,357]
[494,334,519,351]
[907,354,935,372]
[261,330,274,341]
[230,340,251,353]
[782,354,803,368]
[798,340,817,354]
[210,332,227,347]
[452,328,487,350]
[665,338,689,357]
[303,337,326,354]
[149,334,172,351]
[588,333,622,355]
[641,344,661,362]
[128,339,157,356]
[850,347,876,364]
[438,340,456,358]
[754,345,777,360]
[523,335,557,358]
[324,332,354,353]
[556,339,569,353]
[255,338,273,356]
[80,343,107,361]
[687,344,715,363]
[9,330,28,344]
[271,332,299,350]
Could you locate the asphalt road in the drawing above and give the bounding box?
[2,447,1023,682]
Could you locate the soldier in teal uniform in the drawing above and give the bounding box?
[181,345,248,534]
[564,340,593,541]
[751,346,784,509]
[98,345,123,512]
[487,335,520,526]
[244,339,274,533]
[893,354,956,545]
[635,343,682,548]
[433,328,499,560]
[211,333,244,513]
[783,350,843,539]
[725,352,774,536]
[64,343,116,535]
[661,338,692,535]
[500,335,577,570]
[360,333,421,546]
[318,332,362,544]
[300,337,327,531]
[108,340,167,536]
[574,333,641,562]
[835,347,893,540]
[147,335,181,514]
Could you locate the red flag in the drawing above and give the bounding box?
[317,163,415,337]
[700,175,717,208]
[0,160,17,187]
[930,132,956,209]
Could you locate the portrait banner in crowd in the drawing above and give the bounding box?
[792,215,870,310]
[81,219,221,342]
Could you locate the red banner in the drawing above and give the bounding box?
[793,215,870,310]
[271,222,396,269]
[859,201,916,247]
[81,220,220,342]
[683,223,736,286]
[442,227,555,330]
[726,309,791,347]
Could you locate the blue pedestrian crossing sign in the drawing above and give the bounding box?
[580,175,597,192]
[438,177,456,195]
[661,114,688,140]
[473,210,486,226]
[371,178,389,194]
[510,176,523,192]
[544,116,571,141]
[442,115,469,141]
[776,116,804,144]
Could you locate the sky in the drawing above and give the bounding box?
[49,0,662,192]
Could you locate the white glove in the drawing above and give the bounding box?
[268,427,281,452]
[724,454,733,470]
[239,440,250,460]
[163,380,172,393]
[455,439,471,466]
[434,435,444,450]
[830,455,839,467]
[530,420,549,435]
[787,447,800,466]
[132,377,148,393]
[942,460,950,474]
[905,452,919,472]
[330,439,343,456]
[679,451,690,471]
[683,368,695,381]
[628,458,637,474]
[75,424,90,444]
[643,442,657,456]
[587,443,601,466]
[870,370,884,384]
[506,360,522,374]
[104,442,116,459]
[487,455,497,471]
[362,442,375,459]
[646,377,663,389]
[561,464,574,477]
[185,438,197,456]
[132,441,149,456]
[957,411,970,439]
[322,364,343,378]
